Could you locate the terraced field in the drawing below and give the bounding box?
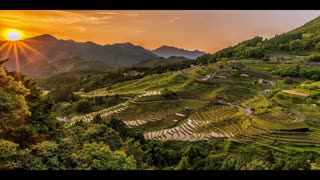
[241,93,272,113]
[115,100,208,129]
[257,108,298,123]
[67,63,320,148]
[143,105,246,141]
[69,103,129,125]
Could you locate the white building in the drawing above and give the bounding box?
[259,78,276,86]
[240,74,250,77]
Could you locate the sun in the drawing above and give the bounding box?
[3,29,23,41]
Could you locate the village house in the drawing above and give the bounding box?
[259,78,276,86]
[263,89,272,94]
[206,75,228,79]
[240,74,250,77]
[221,67,237,72]
[124,70,141,76]
[190,64,197,68]
[268,56,277,61]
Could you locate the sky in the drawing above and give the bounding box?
[0,10,319,53]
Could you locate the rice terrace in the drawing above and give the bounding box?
[1,10,320,170]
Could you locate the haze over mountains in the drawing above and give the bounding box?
[0,34,201,77]
[152,45,205,59]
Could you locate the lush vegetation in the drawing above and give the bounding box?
[2,16,320,170]
[197,17,320,64]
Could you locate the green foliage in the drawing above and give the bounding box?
[308,53,320,62]
[283,77,294,84]
[72,142,136,170]
[108,118,145,143]
[283,156,311,170]
[121,138,150,169]
[73,100,92,113]
[241,160,270,170]
[196,36,265,64]
[0,68,30,136]
[29,141,63,170]
[174,157,191,170]
[196,54,214,65]
[0,139,18,159]
[92,114,103,124]
[47,86,79,103]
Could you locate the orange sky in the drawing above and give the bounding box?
[0,10,319,53]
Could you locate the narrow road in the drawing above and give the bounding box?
[217,99,253,117]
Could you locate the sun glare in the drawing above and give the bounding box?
[3,29,23,41]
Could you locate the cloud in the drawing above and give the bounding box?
[0,11,113,25]
[169,17,181,23]
[0,15,22,23]
[96,11,120,15]
[72,26,87,33]
[135,30,145,33]
[126,13,139,17]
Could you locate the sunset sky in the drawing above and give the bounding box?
[0,10,319,53]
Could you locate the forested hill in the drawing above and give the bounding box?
[197,16,320,64]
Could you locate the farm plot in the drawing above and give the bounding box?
[69,103,128,125]
[143,105,248,141]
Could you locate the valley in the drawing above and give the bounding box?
[1,12,320,170]
[64,60,319,148]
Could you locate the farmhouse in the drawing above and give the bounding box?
[124,70,141,76]
[240,73,250,77]
[206,75,228,79]
[258,78,276,86]
[190,64,198,68]
[263,89,272,94]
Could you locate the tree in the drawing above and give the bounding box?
[0,139,19,169]
[121,138,150,169]
[283,77,293,84]
[73,100,92,113]
[29,141,63,170]
[265,150,275,164]
[241,160,270,170]
[72,142,136,170]
[0,68,30,137]
[174,157,191,170]
[92,114,103,124]
[308,53,320,62]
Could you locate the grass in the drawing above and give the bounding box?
[241,93,272,113]
[257,107,297,123]
[250,117,307,131]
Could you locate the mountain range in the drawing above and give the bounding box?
[0,34,200,77]
[152,45,205,59]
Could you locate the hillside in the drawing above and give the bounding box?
[197,16,320,64]
[0,34,158,77]
[152,45,205,59]
[134,56,193,67]
[50,57,112,74]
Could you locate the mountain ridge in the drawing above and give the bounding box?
[152,45,205,59]
[0,34,158,77]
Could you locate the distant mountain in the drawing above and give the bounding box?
[152,45,205,59]
[0,34,158,77]
[135,56,193,67]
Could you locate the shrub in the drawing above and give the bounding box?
[283,77,293,84]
